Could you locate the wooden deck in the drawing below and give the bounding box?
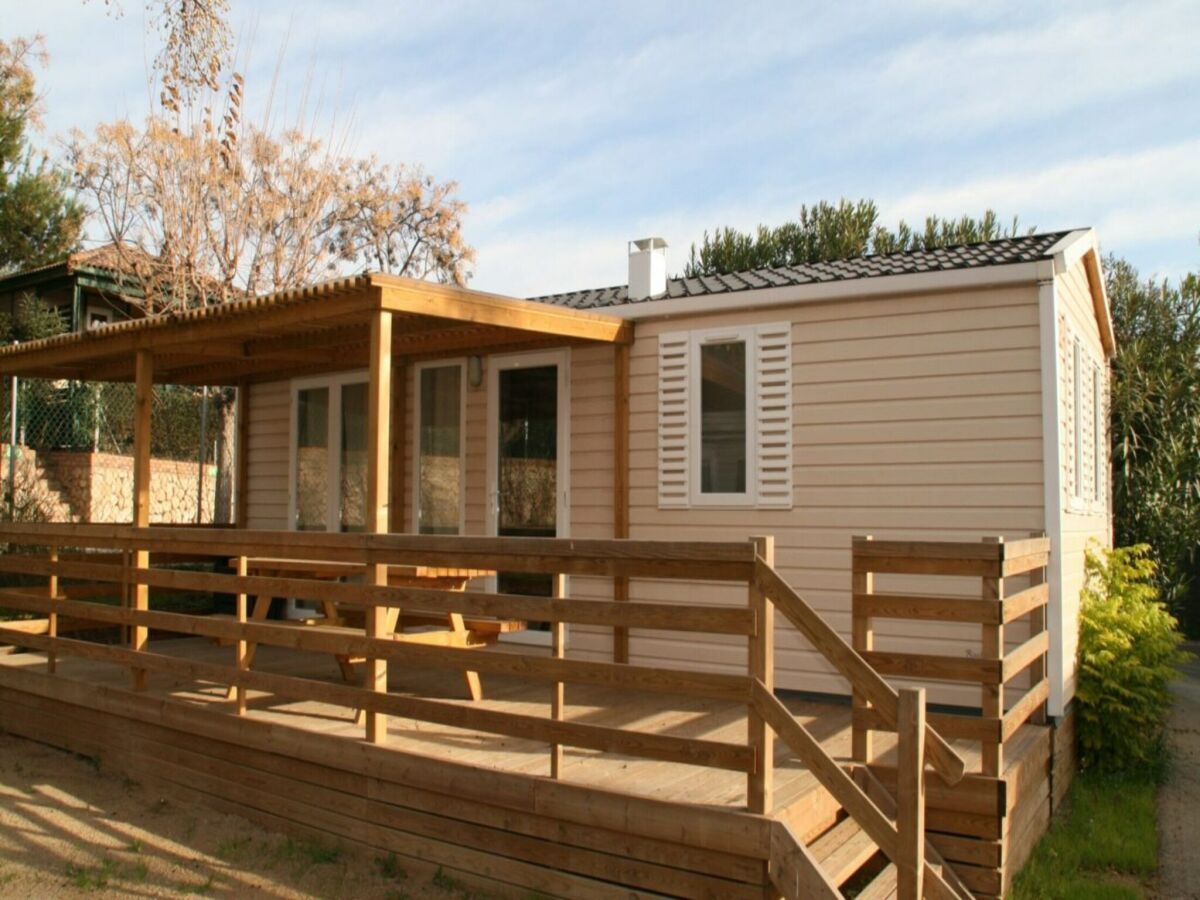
[0,635,1052,899]
[0,526,1068,898]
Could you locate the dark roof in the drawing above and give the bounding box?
[527,230,1076,309]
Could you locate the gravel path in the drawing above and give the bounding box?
[1158,641,1200,900]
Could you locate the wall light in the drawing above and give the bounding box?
[468,355,483,388]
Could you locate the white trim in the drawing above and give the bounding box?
[485,349,572,648]
[412,358,467,536]
[688,325,756,507]
[1093,362,1105,510]
[604,259,1054,322]
[1038,279,1068,717]
[1047,228,1097,274]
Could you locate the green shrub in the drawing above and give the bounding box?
[1076,544,1189,773]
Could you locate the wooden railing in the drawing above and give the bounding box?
[850,535,1051,777]
[0,523,971,899]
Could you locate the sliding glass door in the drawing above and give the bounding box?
[415,361,465,535]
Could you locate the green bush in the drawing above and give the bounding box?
[1076,544,1189,773]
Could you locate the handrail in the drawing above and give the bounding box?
[0,523,757,580]
[754,559,967,785]
[753,682,964,900]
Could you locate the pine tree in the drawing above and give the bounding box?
[0,37,84,273]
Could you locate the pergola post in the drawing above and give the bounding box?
[131,349,153,690]
[364,309,392,743]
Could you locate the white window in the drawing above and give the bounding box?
[657,323,793,509]
[413,359,466,535]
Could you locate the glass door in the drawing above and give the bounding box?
[289,373,368,617]
[415,362,465,535]
[488,350,569,640]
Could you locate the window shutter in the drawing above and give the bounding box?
[657,332,691,508]
[754,323,793,508]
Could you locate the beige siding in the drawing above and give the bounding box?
[1054,259,1112,705]
[568,286,1048,706]
[245,380,289,529]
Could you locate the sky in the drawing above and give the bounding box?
[6,0,1200,297]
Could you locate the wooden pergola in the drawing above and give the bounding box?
[0,272,633,741]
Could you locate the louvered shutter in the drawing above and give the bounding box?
[657,332,691,508]
[754,323,793,508]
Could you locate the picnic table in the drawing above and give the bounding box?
[225,558,524,701]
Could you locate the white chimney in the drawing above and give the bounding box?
[628,237,668,301]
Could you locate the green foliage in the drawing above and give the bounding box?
[0,290,65,343]
[1107,254,1200,635]
[1011,770,1157,899]
[1076,545,1188,773]
[683,198,1030,277]
[0,37,84,272]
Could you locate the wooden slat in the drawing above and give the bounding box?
[855,592,1002,625]
[851,539,1005,562]
[1001,552,1050,578]
[0,555,758,636]
[853,706,1003,745]
[1001,583,1049,624]
[861,650,1001,685]
[1002,679,1050,741]
[853,554,1001,578]
[1002,632,1050,682]
[755,561,966,785]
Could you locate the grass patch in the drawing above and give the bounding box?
[215,835,252,862]
[277,836,342,873]
[375,852,407,881]
[1012,770,1159,899]
[65,858,118,891]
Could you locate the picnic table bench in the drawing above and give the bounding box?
[221,558,525,701]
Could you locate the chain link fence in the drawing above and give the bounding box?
[1,378,235,524]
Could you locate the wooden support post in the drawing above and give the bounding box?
[748,535,775,814]
[1029,532,1048,726]
[131,349,153,691]
[364,309,392,744]
[389,359,407,533]
[982,536,1005,775]
[897,687,926,900]
[550,572,567,778]
[612,343,630,663]
[47,543,58,674]
[235,554,248,715]
[234,381,249,528]
[851,534,874,763]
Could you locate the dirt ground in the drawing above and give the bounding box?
[0,732,486,899]
[1158,641,1200,900]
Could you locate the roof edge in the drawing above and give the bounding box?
[598,259,1054,321]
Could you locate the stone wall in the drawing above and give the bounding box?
[2,448,217,524]
[47,451,216,524]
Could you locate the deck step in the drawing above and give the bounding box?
[807,817,879,887]
[856,863,897,900]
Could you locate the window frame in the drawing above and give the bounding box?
[412,358,468,536]
[688,325,757,508]
[1093,361,1105,509]
[1072,338,1083,501]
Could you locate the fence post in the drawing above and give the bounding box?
[551,572,567,778]
[897,687,926,900]
[982,536,1004,775]
[748,535,775,814]
[131,349,153,691]
[235,554,248,715]
[851,534,874,764]
[47,543,58,674]
[1029,531,1048,726]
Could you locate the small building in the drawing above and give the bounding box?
[0,227,1114,898]
[0,244,147,333]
